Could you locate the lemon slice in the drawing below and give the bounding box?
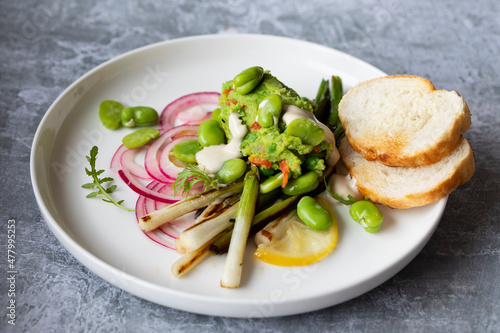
[254,198,338,266]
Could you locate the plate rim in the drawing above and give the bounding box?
[30,33,445,317]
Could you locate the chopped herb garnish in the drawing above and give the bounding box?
[172,164,220,198]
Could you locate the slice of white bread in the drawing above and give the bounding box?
[338,75,471,167]
[339,136,475,209]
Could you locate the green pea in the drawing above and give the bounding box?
[304,157,323,172]
[211,107,221,120]
[257,94,282,127]
[260,172,284,193]
[282,171,319,196]
[122,128,160,149]
[349,200,384,233]
[259,166,275,177]
[286,118,325,146]
[297,196,333,231]
[216,158,247,183]
[99,100,124,129]
[233,66,264,95]
[198,119,226,147]
[172,139,202,164]
[121,106,158,128]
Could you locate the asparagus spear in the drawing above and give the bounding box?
[139,180,244,232]
[327,75,343,127]
[220,165,260,288]
[313,78,330,124]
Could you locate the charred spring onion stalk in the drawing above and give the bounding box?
[172,169,334,277]
[139,180,244,232]
[179,188,282,252]
[220,166,260,288]
[210,194,302,255]
[180,203,238,252]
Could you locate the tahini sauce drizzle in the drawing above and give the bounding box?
[195,112,247,174]
[282,105,340,166]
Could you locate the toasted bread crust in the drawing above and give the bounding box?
[340,137,475,209]
[339,75,471,167]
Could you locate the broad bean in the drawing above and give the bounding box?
[286,118,325,146]
[233,66,264,95]
[259,172,283,193]
[257,94,282,127]
[172,139,202,164]
[198,119,226,147]
[297,196,333,230]
[216,158,247,183]
[99,100,124,129]
[121,106,158,128]
[349,200,383,233]
[282,171,319,196]
[122,128,160,149]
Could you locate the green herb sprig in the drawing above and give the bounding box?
[82,146,135,212]
[172,164,219,198]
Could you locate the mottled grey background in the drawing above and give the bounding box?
[1,0,499,332]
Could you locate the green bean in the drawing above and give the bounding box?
[120,106,159,128]
[257,94,282,127]
[216,158,247,184]
[286,118,325,146]
[282,171,319,196]
[297,196,333,231]
[259,172,284,194]
[99,100,124,129]
[122,128,160,149]
[233,66,264,95]
[349,200,383,233]
[172,140,202,164]
[198,119,226,147]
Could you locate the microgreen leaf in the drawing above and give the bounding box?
[172,164,220,198]
[83,146,135,212]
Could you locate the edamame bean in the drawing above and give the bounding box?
[257,94,282,127]
[282,171,319,196]
[121,106,158,128]
[99,100,124,129]
[297,196,333,231]
[286,118,325,146]
[216,158,247,183]
[233,66,264,95]
[259,172,284,193]
[122,128,160,149]
[349,200,383,233]
[198,119,226,147]
[172,139,202,164]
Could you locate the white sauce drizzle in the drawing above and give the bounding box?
[195,112,247,174]
[282,105,340,166]
[327,173,363,204]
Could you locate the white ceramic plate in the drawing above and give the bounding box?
[31,34,446,317]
